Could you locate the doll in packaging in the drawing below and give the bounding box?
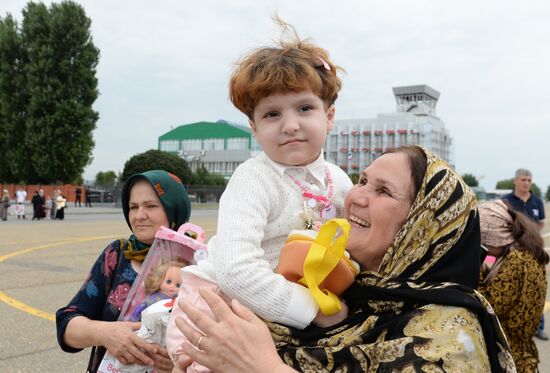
[128,261,186,322]
[97,223,207,373]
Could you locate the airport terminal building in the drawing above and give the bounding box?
[158,85,454,178]
[326,85,454,174]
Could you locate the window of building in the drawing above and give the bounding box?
[203,138,224,150]
[181,139,202,151]
[159,140,179,151]
[227,137,249,150]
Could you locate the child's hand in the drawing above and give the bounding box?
[312,300,348,328]
[174,353,193,370]
[148,344,174,372]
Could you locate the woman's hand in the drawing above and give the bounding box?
[101,321,158,366]
[312,300,348,328]
[64,316,158,366]
[174,288,294,373]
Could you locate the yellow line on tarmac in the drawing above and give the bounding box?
[2,235,550,322]
[0,238,80,246]
[0,235,121,321]
[0,291,56,321]
[0,235,120,263]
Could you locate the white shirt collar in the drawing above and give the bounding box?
[263,152,326,188]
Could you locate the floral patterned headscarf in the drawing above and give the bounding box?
[479,199,515,248]
[270,147,515,372]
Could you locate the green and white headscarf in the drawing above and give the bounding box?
[121,170,191,261]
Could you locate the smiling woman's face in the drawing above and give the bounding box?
[344,152,414,271]
[128,180,169,244]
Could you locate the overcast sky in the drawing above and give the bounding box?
[4,0,550,191]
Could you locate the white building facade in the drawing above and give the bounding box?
[158,121,261,178]
[325,85,454,174]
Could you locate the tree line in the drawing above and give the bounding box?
[95,149,227,188]
[0,1,98,184]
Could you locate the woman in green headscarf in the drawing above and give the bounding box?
[56,170,191,373]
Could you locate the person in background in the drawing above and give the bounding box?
[502,168,547,341]
[85,186,92,207]
[478,199,548,372]
[502,168,545,229]
[75,185,82,207]
[15,186,27,219]
[0,189,10,221]
[31,190,45,220]
[39,189,46,219]
[55,190,67,220]
[56,170,191,373]
[45,195,53,220]
[50,189,58,220]
[173,146,516,373]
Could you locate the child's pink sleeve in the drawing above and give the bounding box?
[166,272,229,372]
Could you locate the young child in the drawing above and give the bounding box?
[166,20,353,370]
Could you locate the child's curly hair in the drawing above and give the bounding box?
[229,16,344,119]
[144,260,187,295]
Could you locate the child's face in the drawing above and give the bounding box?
[159,266,182,298]
[249,90,335,166]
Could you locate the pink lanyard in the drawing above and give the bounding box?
[288,167,334,208]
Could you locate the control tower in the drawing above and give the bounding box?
[326,84,454,171]
[393,85,440,116]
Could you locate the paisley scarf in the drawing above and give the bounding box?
[121,170,191,261]
[269,148,515,372]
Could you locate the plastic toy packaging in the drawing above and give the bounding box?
[97,223,207,373]
[276,218,359,316]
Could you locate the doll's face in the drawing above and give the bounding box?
[160,266,182,298]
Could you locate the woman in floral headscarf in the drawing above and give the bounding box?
[478,199,548,372]
[172,146,516,373]
[56,170,191,373]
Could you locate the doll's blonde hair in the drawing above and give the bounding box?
[144,260,187,295]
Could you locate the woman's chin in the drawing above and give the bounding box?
[135,234,154,245]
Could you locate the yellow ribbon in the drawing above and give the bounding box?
[299,219,350,316]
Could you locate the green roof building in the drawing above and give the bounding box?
[158,120,260,177]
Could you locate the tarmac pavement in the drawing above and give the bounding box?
[0,204,218,372]
[1,204,549,372]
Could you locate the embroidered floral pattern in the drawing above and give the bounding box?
[155,183,165,196]
[103,246,118,277]
[168,172,182,184]
[56,240,138,358]
[108,283,131,310]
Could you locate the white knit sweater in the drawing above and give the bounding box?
[185,152,352,329]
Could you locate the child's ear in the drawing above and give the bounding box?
[249,118,257,134]
[326,104,336,132]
